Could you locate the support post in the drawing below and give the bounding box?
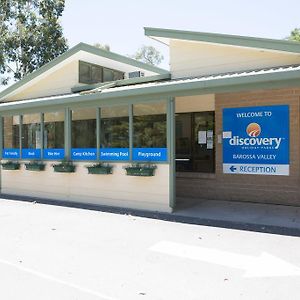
[64,108,71,160]
[167,97,176,210]
[97,108,101,160]
[129,104,133,161]
[19,115,23,158]
[40,113,44,159]
[0,117,3,159]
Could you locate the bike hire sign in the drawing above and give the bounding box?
[223,105,289,176]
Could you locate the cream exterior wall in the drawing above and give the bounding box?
[170,40,300,78]
[6,61,79,102]
[1,162,171,212]
[175,94,215,113]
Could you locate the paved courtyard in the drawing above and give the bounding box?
[0,198,300,300]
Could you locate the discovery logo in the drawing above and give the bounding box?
[228,123,282,149]
[246,123,261,137]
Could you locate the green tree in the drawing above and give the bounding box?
[93,43,110,51]
[132,45,163,66]
[287,28,300,42]
[0,0,68,85]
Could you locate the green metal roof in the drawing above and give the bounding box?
[0,42,169,100]
[145,27,300,54]
[1,64,300,115]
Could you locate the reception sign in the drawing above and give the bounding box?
[223,105,289,176]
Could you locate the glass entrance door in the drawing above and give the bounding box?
[176,112,215,173]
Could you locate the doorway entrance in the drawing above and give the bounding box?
[175,111,215,173]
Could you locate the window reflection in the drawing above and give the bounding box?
[44,111,64,149]
[101,106,129,148]
[72,108,96,148]
[22,114,41,149]
[3,115,20,149]
[133,102,167,148]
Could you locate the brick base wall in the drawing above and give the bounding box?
[176,87,300,206]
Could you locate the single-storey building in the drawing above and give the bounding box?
[1,27,300,212]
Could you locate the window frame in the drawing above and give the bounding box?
[0,98,171,163]
[79,61,124,85]
[175,111,215,173]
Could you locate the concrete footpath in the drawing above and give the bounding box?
[174,198,300,237]
[1,199,300,300]
[1,193,300,237]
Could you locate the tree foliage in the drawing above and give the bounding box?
[132,45,163,66]
[0,0,68,85]
[93,43,110,51]
[287,28,300,42]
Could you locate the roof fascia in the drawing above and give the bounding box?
[2,68,300,114]
[78,43,169,74]
[145,27,300,54]
[0,43,82,100]
[0,42,169,100]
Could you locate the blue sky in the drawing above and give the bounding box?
[62,0,300,69]
[1,0,300,92]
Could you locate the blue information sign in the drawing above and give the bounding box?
[22,149,41,159]
[3,148,20,159]
[71,148,97,160]
[223,105,289,176]
[133,148,167,161]
[43,149,65,160]
[100,148,129,161]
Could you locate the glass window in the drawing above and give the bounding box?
[43,111,64,159]
[103,68,124,82]
[91,65,102,83]
[22,114,41,149]
[79,61,124,84]
[176,111,215,173]
[133,102,167,148]
[193,112,215,172]
[100,106,129,148]
[79,61,102,84]
[72,108,96,148]
[71,108,97,160]
[44,111,64,149]
[3,115,20,149]
[22,113,42,159]
[79,61,90,83]
[176,113,192,159]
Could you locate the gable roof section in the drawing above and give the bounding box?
[0,42,169,100]
[2,64,300,114]
[145,27,300,54]
[71,73,171,93]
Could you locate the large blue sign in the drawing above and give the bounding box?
[100,148,129,161]
[133,148,168,161]
[3,148,20,159]
[223,105,289,176]
[71,148,97,160]
[43,149,65,160]
[22,149,41,159]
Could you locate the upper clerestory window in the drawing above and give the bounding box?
[79,61,124,84]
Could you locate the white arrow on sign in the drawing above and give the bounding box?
[150,241,300,278]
